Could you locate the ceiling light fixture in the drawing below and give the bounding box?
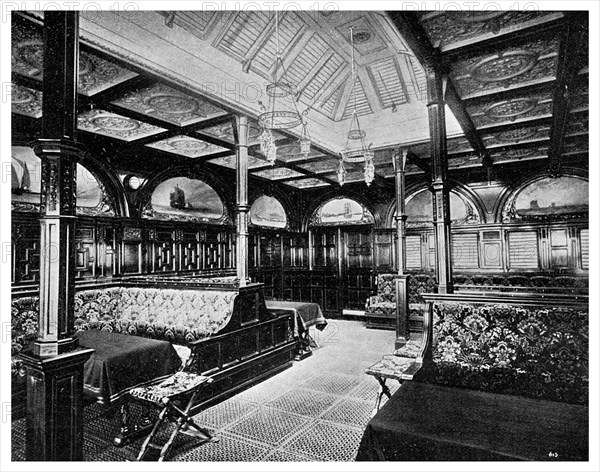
[340,26,375,186]
[258,11,311,165]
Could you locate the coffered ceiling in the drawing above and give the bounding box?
[11,10,589,191]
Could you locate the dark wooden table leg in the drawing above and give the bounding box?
[113,399,154,447]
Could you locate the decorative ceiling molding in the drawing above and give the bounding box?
[451,36,560,98]
[111,83,226,127]
[420,11,564,52]
[11,84,42,118]
[77,109,166,141]
[283,178,329,189]
[12,23,137,96]
[146,135,228,158]
[207,154,267,170]
[468,90,554,129]
[252,168,306,180]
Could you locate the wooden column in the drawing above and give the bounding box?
[426,65,453,294]
[235,116,250,286]
[393,149,409,348]
[21,11,94,461]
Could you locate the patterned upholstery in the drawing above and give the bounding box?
[74,287,237,345]
[130,371,212,404]
[424,302,588,405]
[365,274,396,317]
[11,296,39,379]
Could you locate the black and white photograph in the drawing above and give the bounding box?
[1,2,598,470]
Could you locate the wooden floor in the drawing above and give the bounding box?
[12,320,401,462]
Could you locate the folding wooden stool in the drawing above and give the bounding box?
[129,371,219,461]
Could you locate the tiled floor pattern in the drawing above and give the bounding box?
[12,320,403,462]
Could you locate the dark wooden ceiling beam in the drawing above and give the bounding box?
[547,12,588,175]
[386,11,491,175]
[406,150,431,174]
[445,80,492,171]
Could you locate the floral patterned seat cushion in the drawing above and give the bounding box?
[130,371,212,404]
[425,302,588,405]
[11,297,39,380]
[74,287,237,345]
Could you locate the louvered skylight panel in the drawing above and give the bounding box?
[320,86,343,118]
[219,11,270,59]
[370,58,407,109]
[409,56,427,100]
[174,11,216,34]
[341,77,372,120]
[302,54,344,103]
[284,34,330,89]
[252,12,303,76]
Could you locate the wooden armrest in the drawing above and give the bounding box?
[400,361,423,381]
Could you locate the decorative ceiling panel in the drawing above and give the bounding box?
[207,154,268,170]
[11,84,42,119]
[561,137,589,156]
[275,143,326,163]
[451,36,560,99]
[336,15,388,56]
[481,125,551,148]
[420,11,563,52]
[368,58,407,109]
[12,23,137,96]
[491,145,548,164]
[78,109,166,141]
[564,113,588,138]
[251,168,306,180]
[467,90,553,129]
[447,138,474,154]
[198,121,283,145]
[146,135,228,158]
[568,80,589,113]
[283,178,330,189]
[112,83,226,126]
[296,159,341,174]
[448,153,483,169]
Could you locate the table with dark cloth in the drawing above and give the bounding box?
[356,380,588,462]
[74,330,182,405]
[265,300,328,337]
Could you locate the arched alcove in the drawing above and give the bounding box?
[11,145,118,216]
[393,188,480,228]
[309,196,375,226]
[142,175,225,223]
[502,175,588,222]
[249,195,287,229]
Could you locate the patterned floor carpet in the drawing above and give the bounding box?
[12,320,407,462]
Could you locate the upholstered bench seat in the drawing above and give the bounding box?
[357,381,589,461]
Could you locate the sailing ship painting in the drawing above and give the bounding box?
[250,195,287,228]
[11,146,41,203]
[151,176,224,220]
[515,176,588,216]
[319,198,373,224]
[12,145,106,211]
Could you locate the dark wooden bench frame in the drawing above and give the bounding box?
[360,291,589,461]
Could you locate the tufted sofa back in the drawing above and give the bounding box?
[422,299,588,405]
[74,287,237,345]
